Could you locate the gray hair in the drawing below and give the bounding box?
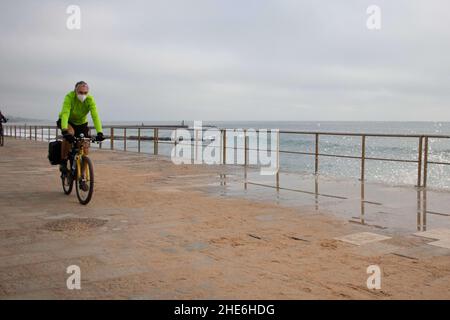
[74,81,89,92]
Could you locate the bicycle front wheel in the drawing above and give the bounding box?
[75,156,94,205]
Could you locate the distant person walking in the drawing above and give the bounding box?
[0,110,7,125]
[0,110,8,147]
[57,81,105,173]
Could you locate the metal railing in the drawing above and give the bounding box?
[3,124,450,188]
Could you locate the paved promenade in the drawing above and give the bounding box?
[0,138,449,299]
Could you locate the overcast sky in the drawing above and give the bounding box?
[1,0,449,121]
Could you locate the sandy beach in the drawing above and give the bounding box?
[0,138,449,299]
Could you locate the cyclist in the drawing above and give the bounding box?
[57,81,105,173]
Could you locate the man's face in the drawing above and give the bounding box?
[77,85,89,96]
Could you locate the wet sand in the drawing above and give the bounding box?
[0,138,449,299]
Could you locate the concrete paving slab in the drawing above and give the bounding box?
[349,241,402,257]
[428,239,450,249]
[334,232,391,246]
[413,228,450,241]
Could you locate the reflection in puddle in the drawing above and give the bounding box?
[209,168,450,234]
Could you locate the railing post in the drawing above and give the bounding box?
[360,182,365,224]
[14,125,16,138]
[34,126,37,140]
[223,129,227,164]
[360,135,366,181]
[29,125,32,140]
[244,129,248,166]
[194,128,199,162]
[417,136,423,187]
[276,130,280,191]
[110,128,114,150]
[244,129,248,189]
[233,129,237,164]
[55,127,58,139]
[422,189,427,231]
[314,133,319,175]
[123,128,127,151]
[416,189,421,231]
[138,128,141,153]
[423,137,429,188]
[174,129,178,147]
[154,128,159,155]
[315,175,319,211]
[48,127,50,141]
[41,126,44,141]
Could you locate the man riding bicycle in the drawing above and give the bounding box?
[57,81,105,173]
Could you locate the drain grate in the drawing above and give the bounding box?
[44,218,107,232]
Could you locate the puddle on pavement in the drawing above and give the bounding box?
[199,169,450,235]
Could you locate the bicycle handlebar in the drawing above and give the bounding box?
[73,136,104,144]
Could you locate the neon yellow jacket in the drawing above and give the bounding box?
[58,91,103,133]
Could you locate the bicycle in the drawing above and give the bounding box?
[61,133,99,205]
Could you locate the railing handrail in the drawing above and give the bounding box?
[5,124,450,139]
[277,130,447,139]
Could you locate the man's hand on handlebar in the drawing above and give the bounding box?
[62,130,75,143]
[95,132,105,142]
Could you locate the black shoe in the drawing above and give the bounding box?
[79,179,89,192]
[59,160,68,174]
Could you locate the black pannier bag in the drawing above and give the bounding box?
[48,140,62,165]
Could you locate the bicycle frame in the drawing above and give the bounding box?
[69,138,92,179]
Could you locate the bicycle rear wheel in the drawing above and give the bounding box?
[61,174,73,195]
[61,159,73,194]
[75,156,94,205]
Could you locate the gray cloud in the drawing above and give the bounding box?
[1,0,449,121]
